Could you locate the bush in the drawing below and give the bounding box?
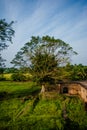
[0,76,6,81]
[11,73,27,81]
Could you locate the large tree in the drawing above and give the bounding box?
[0,19,14,67]
[11,36,77,91]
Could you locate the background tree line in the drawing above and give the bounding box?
[0,64,87,81]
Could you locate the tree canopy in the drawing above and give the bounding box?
[0,19,14,67]
[11,36,77,85]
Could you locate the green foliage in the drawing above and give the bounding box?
[71,64,87,81]
[0,19,14,67]
[66,97,87,129]
[0,67,5,74]
[11,73,32,82]
[4,67,18,73]
[0,75,6,81]
[0,68,6,81]
[11,73,27,81]
[0,19,14,50]
[11,36,77,85]
[64,63,87,81]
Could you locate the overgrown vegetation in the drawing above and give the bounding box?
[11,36,77,86]
[0,82,87,130]
[0,28,87,130]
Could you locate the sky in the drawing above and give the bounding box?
[0,0,87,67]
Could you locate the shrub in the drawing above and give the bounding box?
[0,76,6,81]
[11,73,27,81]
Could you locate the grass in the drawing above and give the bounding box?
[0,81,40,98]
[0,81,41,129]
[0,81,87,130]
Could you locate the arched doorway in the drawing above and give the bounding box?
[63,87,68,94]
[85,102,87,111]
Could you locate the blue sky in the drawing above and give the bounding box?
[0,0,87,67]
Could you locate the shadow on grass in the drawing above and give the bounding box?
[64,118,87,130]
[0,87,41,101]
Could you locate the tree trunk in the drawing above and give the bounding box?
[41,84,45,93]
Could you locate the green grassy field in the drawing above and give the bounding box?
[0,81,87,130]
[0,81,41,129]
